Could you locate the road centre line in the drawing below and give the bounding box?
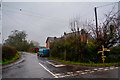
[39,63,58,78]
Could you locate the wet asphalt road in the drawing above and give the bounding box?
[2,52,120,78]
[77,68,119,78]
[2,53,54,78]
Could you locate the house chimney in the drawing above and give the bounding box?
[54,37,56,39]
[81,29,85,34]
[64,32,66,35]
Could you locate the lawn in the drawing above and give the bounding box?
[49,57,119,67]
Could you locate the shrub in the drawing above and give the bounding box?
[2,46,17,62]
[50,35,99,63]
[106,46,120,62]
[110,46,120,55]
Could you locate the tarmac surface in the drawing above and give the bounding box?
[2,52,120,79]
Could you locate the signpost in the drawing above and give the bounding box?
[98,45,110,63]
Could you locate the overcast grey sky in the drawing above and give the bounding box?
[2,2,119,46]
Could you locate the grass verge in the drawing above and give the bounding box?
[0,52,20,65]
[49,57,119,67]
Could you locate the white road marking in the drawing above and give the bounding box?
[97,70,102,71]
[81,72,87,74]
[55,73,61,76]
[46,61,55,66]
[110,67,114,70]
[67,72,73,74]
[39,63,58,78]
[98,68,104,70]
[104,68,109,71]
[74,73,78,76]
[84,70,90,72]
[46,61,65,67]
[115,67,118,69]
[64,75,70,77]
[105,67,109,68]
[90,71,95,73]
[93,68,98,70]
[55,65,65,67]
[59,76,65,78]
[76,71,82,73]
[70,74,74,76]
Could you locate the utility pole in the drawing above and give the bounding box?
[64,38,66,61]
[118,1,120,24]
[94,7,98,39]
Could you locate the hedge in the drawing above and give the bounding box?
[50,35,120,63]
[105,46,120,63]
[2,46,17,62]
[50,36,99,63]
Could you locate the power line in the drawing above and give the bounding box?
[3,9,67,29]
[94,2,119,39]
[96,2,118,8]
[3,8,67,24]
[2,4,68,21]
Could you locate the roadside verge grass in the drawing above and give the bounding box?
[0,52,20,65]
[48,57,119,67]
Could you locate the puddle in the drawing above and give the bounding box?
[17,66,22,68]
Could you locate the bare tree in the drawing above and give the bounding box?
[87,9,120,48]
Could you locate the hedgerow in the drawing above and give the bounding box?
[2,46,17,62]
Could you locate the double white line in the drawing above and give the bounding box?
[39,63,58,78]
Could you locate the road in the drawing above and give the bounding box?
[2,52,53,78]
[2,52,120,79]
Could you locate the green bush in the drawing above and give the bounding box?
[2,46,17,62]
[106,46,120,62]
[110,46,120,55]
[50,35,99,63]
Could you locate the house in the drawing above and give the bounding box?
[62,29,94,44]
[46,37,57,49]
[46,29,94,49]
[30,48,39,53]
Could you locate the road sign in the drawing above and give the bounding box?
[102,56,106,58]
[97,45,110,63]
[102,58,105,63]
[104,48,110,51]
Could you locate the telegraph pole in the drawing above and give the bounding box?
[94,7,98,39]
